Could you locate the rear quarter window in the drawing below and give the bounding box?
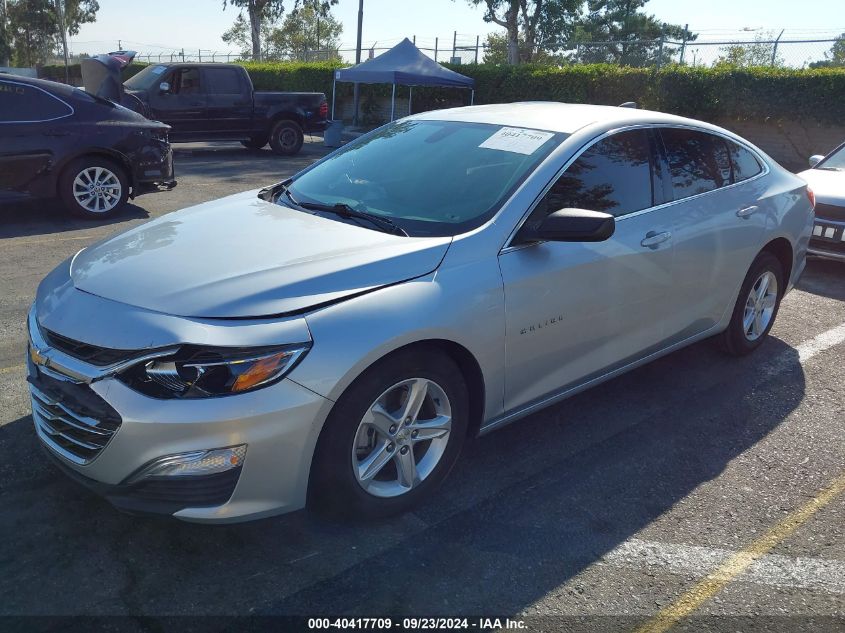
[727,141,763,182]
[0,80,73,123]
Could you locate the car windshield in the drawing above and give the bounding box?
[124,65,169,91]
[817,144,845,171]
[284,119,564,237]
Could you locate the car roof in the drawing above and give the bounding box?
[411,102,723,136]
[0,72,80,98]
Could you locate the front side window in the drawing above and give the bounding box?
[539,129,654,219]
[286,120,564,237]
[727,140,763,182]
[661,128,732,200]
[0,80,72,123]
[204,68,242,94]
[172,68,201,95]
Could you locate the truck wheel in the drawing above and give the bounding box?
[58,157,128,219]
[241,135,268,150]
[269,120,304,156]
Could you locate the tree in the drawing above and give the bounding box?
[222,0,336,62]
[223,0,342,61]
[467,0,580,64]
[714,33,784,68]
[3,0,98,67]
[809,34,845,68]
[483,31,563,64]
[269,2,342,61]
[570,0,693,67]
[223,0,285,61]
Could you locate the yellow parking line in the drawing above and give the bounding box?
[7,235,95,247]
[0,363,25,375]
[634,471,845,633]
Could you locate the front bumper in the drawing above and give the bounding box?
[131,141,176,198]
[27,310,332,523]
[808,217,845,262]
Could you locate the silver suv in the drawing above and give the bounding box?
[28,103,814,522]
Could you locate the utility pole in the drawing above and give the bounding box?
[55,0,70,83]
[771,29,784,66]
[352,0,363,126]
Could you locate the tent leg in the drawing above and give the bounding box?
[331,78,337,120]
[409,86,413,116]
[391,83,396,121]
[471,89,475,105]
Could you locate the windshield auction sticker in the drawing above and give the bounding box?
[479,127,555,155]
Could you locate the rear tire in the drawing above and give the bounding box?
[716,251,784,356]
[58,157,128,219]
[268,119,304,156]
[309,349,468,520]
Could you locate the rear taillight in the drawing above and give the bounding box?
[319,100,328,119]
[806,187,816,209]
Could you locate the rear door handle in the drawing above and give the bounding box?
[737,205,759,219]
[641,231,672,249]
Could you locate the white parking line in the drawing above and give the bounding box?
[796,322,845,363]
[602,538,845,594]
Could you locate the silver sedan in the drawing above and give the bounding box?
[27,103,813,522]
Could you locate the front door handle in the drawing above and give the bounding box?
[641,231,672,249]
[737,205,759,219]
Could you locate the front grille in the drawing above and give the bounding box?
[29,375,121,465]
[42,329,137,366]
[815,202,845,222]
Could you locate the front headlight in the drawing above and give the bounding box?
[118,343,310,398]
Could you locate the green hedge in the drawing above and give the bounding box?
[37,61,845,125]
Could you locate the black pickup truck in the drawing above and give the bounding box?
[83,56,328,156]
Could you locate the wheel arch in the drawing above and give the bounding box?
[55,149,135,197]
[761,237,794,288]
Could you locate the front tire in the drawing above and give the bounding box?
[58,157,128,219]
[717,251,784,356]
[268,119,304,156]
[309,349,469,519]
[241,135,268,150]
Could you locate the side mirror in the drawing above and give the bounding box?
[809,154,825,168]
[524,208,615,243]
[159,81,171,94]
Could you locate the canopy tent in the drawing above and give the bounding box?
[331,38,475,122]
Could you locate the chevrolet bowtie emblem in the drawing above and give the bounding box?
[29,345,50,368]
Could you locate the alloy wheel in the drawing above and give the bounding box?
[742,270,778,341]
[72,166,122,214]
[352,377,452,498]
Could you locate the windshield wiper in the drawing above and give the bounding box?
[297,201,409,237]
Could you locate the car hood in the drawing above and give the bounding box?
[70,190,452,318]
[797,168,845,206]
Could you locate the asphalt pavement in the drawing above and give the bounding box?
[0,140,842,631]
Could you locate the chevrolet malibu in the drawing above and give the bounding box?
[28,103,814,522]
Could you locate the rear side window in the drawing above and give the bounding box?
[0,80,73,123]
[542,129,653,218]
[204,68,242,94]
[727,141,763,182]
[661,128,732,200]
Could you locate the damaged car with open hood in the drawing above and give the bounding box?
[27,103,812,522]
[0,52,174,219]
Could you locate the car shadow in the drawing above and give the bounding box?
[797,257,845,301]
[0,198,149,240]
[0,335,805,620]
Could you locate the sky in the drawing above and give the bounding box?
[67,0,845,63]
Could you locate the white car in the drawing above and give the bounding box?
[799,142,845,262]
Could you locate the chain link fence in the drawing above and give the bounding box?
[95,35,843,69]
